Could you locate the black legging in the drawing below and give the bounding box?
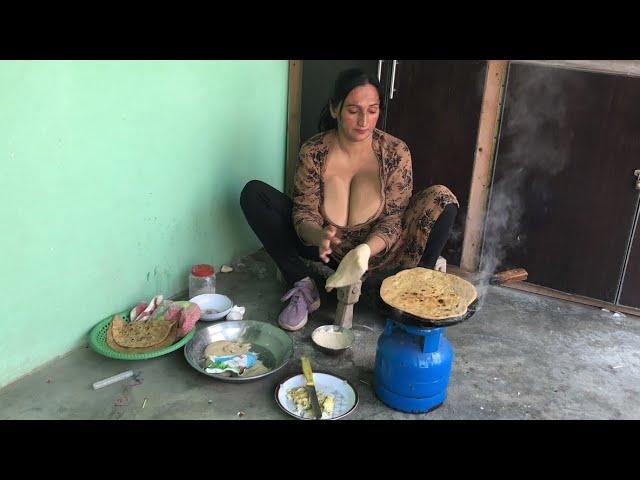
[420,202,457,269]
[240,180,457,286]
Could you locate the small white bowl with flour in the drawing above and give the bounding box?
[311,325,355,355]
[189,293,233,321]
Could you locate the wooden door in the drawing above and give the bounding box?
[488,63,640,302]
[383,60,487,265]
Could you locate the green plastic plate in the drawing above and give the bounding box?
[88,309,195,360]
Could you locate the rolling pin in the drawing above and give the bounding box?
[489,268,528,285]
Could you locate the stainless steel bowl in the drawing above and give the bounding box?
[184,320,294,382]
[311,325,355,356]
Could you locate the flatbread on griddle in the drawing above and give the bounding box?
[107,320,178,353]
[380,267,477,320]
[110,314,175,348]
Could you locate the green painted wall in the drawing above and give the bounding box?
[0,60,288,388]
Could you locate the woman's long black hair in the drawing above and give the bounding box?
[317,68,384,133]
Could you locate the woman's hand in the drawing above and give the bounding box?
[296,223,341,262]
[318,225,342,263]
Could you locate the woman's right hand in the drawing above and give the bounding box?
[318,225,341,263]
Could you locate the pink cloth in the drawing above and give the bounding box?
[177,303,201,338]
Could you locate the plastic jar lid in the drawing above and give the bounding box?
[191,264,215,277]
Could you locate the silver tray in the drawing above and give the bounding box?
[184,320,293,382]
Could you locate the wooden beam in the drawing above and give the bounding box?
[513,60,640,78]
[447,265,640,319]
[460,60,509,272]
[501,282,640,319]
[285,60,303,197]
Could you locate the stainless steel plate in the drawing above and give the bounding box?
[184,320,294,382]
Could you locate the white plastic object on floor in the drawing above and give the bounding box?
[226,305,246,321]
[190,293,233,321]
[92,370,135,390]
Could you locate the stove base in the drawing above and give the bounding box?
[373,319,453,414]
[374,380,446,413]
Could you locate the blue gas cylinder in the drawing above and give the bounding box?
[374,319,453,413]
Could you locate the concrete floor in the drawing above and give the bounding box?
[1,249,639,420]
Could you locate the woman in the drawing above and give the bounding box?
[241,68,459,331]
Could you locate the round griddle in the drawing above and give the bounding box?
[366,267,480,328]
[377,295,479,328]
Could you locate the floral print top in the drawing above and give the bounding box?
[292,128,413,269]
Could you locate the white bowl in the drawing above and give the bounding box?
[189,293,233,321]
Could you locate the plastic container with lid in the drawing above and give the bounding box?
[189,264,216,298]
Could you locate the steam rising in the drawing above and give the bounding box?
[478,64,572,301]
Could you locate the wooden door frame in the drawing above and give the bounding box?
[460,60,509,272]
[285,60,303,197]
[512,60,640,78]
